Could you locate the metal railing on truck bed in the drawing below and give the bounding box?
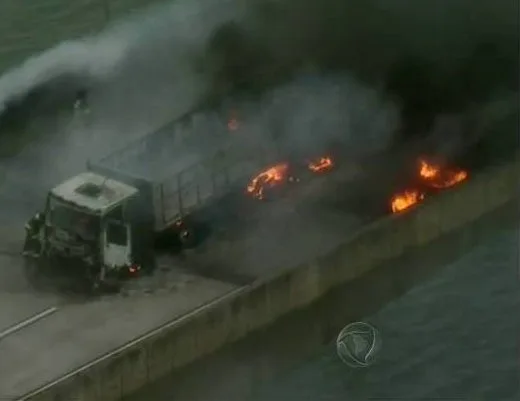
[90,103,275,232]
[153,143,270,231]
[93,106,230,180]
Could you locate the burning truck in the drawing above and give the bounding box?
[21,86,514,292]
[21,102,338,291]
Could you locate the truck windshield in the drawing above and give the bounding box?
[48,196,99,241]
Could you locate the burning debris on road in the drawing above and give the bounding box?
[244,146,469,216]
[391,189,425,214]
[418,159,468,189]
[246,162,291,200]
[246,155,335,200]
[307,156,333,173]
[390,158,468,214]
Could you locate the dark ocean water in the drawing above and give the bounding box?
[250,215,519,401]
[130,205,519,401]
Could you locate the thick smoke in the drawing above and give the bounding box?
[0,0,517,224]
[0,0,245,141]
[1,0,517,152]
[243,0,518,86]
[0,0,247,219]
[238,73,400,161]
[250,0,518,131]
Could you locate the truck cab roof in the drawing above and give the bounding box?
[51,172,138,213]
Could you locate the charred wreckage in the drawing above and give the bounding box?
[21,90,512,293]
[21,100,344,292]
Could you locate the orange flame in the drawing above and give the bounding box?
[246,163,289,200]
[419,160,439,179]
[391,189,425,213]
[418,159,468,189]
[308,156,333,173]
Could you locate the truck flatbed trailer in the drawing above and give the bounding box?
[88,103,275,234]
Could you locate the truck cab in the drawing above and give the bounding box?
[29,171,141,286]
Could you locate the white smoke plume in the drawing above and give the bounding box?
[0,0,246,135]
[0,0,247,216]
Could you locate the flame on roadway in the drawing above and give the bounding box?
[246,163,290,200]
[418,159,468,189]
[308,156,333,173]
[246,155,334,200]
[390,158,468,213]
[390,189,425,213]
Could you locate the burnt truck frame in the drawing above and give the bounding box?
[23,103,280,290]
[23,87,516,291]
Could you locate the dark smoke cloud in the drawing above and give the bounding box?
[222,0,518,122]
[235,73,400,162]
[224,0,518,164]
[1,0,517,147]
[0,0,517,221]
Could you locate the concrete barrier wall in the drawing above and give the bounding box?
[23,156,519,401]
